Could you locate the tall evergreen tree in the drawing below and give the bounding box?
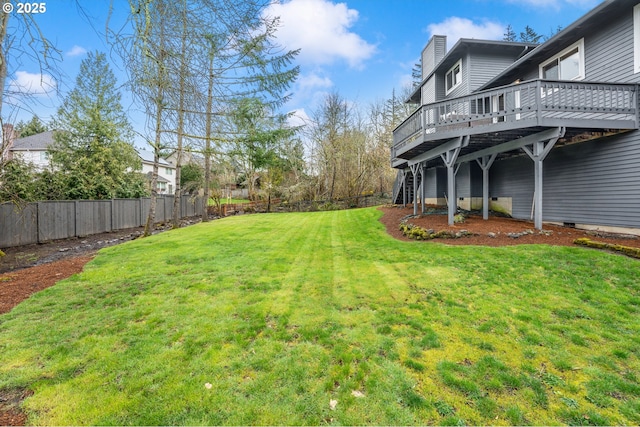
[110,1,299,231]
[229,97,299,202]
[520,25,542,43]
[49,51,146,200]
[412,61,422,88]
[15,115,48,138]
[503,24,517,42]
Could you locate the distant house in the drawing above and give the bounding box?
[166,150,204,168]
[7,130,55,170]
[137,150,176,195]
[392,0,640,234]
[5,130,176,195]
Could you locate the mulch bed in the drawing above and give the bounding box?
[379,205,640,248]
[0,255,94,315]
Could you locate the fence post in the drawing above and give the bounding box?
[36,201,42,244]
[74,200,80,238]
[111,198,115,232]
[138,198,143,227]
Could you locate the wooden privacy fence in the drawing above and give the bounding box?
[210,194,384,216]
[0,196,204,248]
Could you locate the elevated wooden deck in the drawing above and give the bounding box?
[392,79,638,168]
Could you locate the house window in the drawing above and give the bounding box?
[539,39,584,81]
[39,151,48,162]
[445,59,462,94]
[165,167,172,175]
[634,4,640,73]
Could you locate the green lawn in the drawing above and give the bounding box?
[1,208,640,425]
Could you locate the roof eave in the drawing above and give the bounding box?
[478,0,631,90]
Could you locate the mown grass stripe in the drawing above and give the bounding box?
[0,207,639,425]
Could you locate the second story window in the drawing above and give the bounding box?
[634,4,640,73]
[165,167,172,175]
[540,39,584,81]
[445,59,462,94]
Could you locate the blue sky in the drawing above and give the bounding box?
[5,0,601,145]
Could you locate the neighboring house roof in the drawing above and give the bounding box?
[10,132,174,171]
[145,172,170,183]
[479,0,635,90]
[136,149,174,168]
[167,150,205,167]
[11,130,55,151]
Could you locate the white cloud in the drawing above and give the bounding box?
[9,71,56,95]
[298,72,333,91]
[285,70,333,113]
[264,0,377,69]
[66,45,87,57]
[426,17,504,48]
[287,108,311,128]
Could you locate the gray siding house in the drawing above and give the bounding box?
[392,0,640,234]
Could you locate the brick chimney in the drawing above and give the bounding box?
[1,123,17,161]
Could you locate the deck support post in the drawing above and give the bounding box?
[420,163,426,214]
[402,170,408,207]
[441,136,468,226]
[522,127,565,230]
[476,154,497,220]
[410,164,420,215]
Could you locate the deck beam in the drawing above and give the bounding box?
[408,137,468,166]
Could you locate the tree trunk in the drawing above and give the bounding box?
[0,12,9,122]
[172,6,188,229]
[0,12,10,159]
[144,7,166,238]
[202,46,215,222]
[144,95,163,236]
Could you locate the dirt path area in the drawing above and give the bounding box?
[1,206,639,425]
